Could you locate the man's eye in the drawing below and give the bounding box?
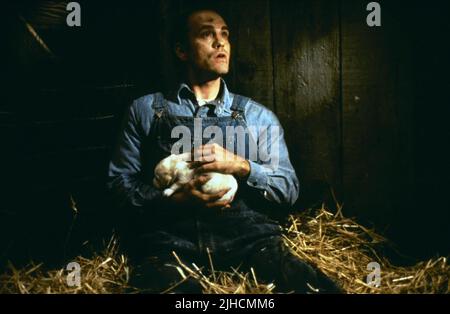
[222,31,229,38]
[201,31,213,38]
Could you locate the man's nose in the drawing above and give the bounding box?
[214,40,224,49]
[213,34,226,48]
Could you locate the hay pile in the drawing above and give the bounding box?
[283,205,449,293]
[1,205,449,294]
[0,237,134,294]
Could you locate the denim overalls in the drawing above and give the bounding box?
[135,92,282,264]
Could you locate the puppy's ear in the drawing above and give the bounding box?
[153,177,161,189]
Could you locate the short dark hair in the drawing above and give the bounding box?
[171,3,228,49]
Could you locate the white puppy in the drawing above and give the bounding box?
[153,153,238,203]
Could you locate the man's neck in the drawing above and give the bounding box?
[186,71,222,101]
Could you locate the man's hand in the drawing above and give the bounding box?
[169,174,232,209]
[189,143,251,178]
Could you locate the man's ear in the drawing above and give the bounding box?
[175,43,188,61]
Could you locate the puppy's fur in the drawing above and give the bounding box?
[153,153,238,203]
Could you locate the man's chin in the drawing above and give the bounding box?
[208,62,229,75]
[213,67,229,76]
[194,67,229,82]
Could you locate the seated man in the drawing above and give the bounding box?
[108,7,340,293]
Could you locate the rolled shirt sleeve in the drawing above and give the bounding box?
[244,102,300,206]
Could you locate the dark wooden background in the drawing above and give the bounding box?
[1,0,449,268]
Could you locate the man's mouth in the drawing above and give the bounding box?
[214,52,228,61]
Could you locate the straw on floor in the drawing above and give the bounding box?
[1,204,448,294]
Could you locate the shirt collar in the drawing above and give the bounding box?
[175,78,233,113]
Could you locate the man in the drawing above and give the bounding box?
[108,7,339,293]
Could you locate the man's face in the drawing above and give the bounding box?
[182,10,231,77]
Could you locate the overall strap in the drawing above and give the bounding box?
[151,92,166,118]
[230,94,250,117]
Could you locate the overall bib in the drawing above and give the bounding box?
[137,93,282,263]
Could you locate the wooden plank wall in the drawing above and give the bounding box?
[2,0,424,264]
[341,0,414,227]
[271,0,341,205]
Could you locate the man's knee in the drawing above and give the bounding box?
[244,236,342,293]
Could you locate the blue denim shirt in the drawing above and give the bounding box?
[108,79,299,208]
